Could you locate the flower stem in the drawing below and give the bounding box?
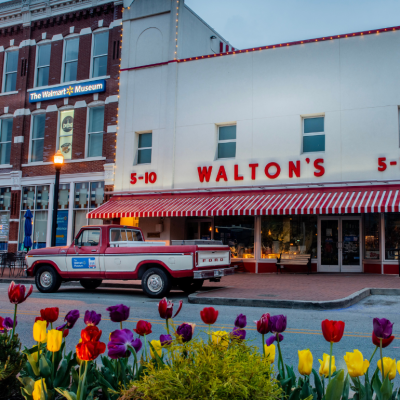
[38,341,41,363]
[262,334,265,357]
[276,335,285,379]
[166,319,170,335]
[144,334,148,360]
[120,321,123,330]
[11,304,17,338]
[369,346,378,364]
[51,322,53,330]
[52,351,55,382]
[380,339,384,379]
[328,341,333,385]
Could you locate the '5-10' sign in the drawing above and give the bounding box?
[130,172,157,185]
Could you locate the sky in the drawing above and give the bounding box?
[185,0,400,49]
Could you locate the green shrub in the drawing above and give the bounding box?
[120,339,283,400]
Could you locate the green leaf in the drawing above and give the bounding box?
[312,369,323,400]
[325,369,345,400]
[289,387,301,400]
[300,381,313,400]
[39,355,51,378]
[86,386,101,400]
[55,388,77,400]
[373,372,383,400]
[381,375,393,400]
[342,374,350,400]
[54,359,68,387]
[26,353,40,376]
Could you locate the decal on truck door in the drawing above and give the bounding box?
[72,257,96,269]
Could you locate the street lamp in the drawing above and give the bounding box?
[51,150,64,247]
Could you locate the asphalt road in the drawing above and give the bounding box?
[1,283,399,382]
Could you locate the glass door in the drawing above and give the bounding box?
[341,217,362,272]
[320,218,340,272]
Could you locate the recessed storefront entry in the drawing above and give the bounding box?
[318,216,362,273]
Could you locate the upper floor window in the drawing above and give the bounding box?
[218,125,236,159]
[31,114,46,162]
[63,38,79,82]
[137,133,152,164]
[4,51,18,92]
[36,44,51,87]
[87,106,104,157]
[0,118,12,165]
[92,31,109,78]
[303,117,325,153]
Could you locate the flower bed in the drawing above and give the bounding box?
[0,282,398,400]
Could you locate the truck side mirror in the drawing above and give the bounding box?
[74,239,79,247]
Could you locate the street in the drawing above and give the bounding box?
[1,283,399,382]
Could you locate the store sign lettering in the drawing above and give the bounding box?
[28,80,106,103]
[130,172,158,185]
[377,157,399,171]
[198,159,325,183]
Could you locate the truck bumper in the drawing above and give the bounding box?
[193,266,236,280]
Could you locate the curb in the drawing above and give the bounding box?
[188,288,400,310]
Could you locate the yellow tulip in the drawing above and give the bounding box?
[397,360,400,375]
[212,331,229,349]
[150,340,162,359]
[32,379,47,400]
[33,320,47,343]
[344,350,369,378]
[47,329,63,352]
[264,344,276,363]
[319,353,336,377]
[298,349,313,376]
[378,357,396,380]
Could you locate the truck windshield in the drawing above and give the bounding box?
[110,229,143,242]
[76,229,100,247]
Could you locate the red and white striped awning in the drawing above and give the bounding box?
[88,185,400,219]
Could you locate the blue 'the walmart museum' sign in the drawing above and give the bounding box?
[29,79,106,103]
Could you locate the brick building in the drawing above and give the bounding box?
[0,0,121,251]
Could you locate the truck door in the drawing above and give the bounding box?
[66,228,103,278]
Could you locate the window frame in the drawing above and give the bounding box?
[91,29,109,79]
[3,49,19,93]
[0,117,13,165]
[86,104,105,158]
[29,112,46,163]
[217,124,237,160]
[62,36,80,83]
[35,42,51,88]
[136,132,152,165]
[302,116,325,154]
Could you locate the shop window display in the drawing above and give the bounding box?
[385,213,400,260]
[0,187,11,250]
[261,215,317,259]
[364,214,380,259]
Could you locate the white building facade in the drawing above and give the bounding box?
[89,0,400,274]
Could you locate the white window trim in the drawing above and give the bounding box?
[0,118,12,165]
[90,29,109,79]
[136,132,152,165]
[2,48,19,93]
[34,41,51,88]
[28,111,46,163]
[86,103,105,158]
[302,115,325,154]
[217,124,236,160]
[61,35,80,84]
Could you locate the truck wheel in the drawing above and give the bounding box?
[80,279,103,290]
[178,278,204,294]
[142,267,171,298]
[35,265,61,293]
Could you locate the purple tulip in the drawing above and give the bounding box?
[176,323,193,343]
[234,314,247,329]
[266,333,284,346]
[64,310,80,329]
[160,334,173,347]
[84,310,102,326]
[56,322,67,331]
[269,315,287,333]
[373,318,394,339]
[106,304,130,323]
[3,317,16,331]
[107,329,142,359]
[231,327,246,341]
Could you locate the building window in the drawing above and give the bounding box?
[4,51,18,92]
[0,187,11,251]
[214,216,254,259]
[36,44,51,87]
[31,114,45,162]
[261,215,317,259]
[364,214,380,259]
[384,213,400,260]
[218,125,236,159]
[19,186,50,250]
[0,119,12,165]
[63,38,79,82]
[303,117,325,153]
[59,110,74,160]
[137,133,152,164]
[88,106,104,157]
[73,181,104,239]
[92,31,109,78]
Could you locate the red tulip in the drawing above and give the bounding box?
[254,313,270,334]
[35,316,49,328]
[321,319,345,343]
[372,331,394,348]
[8,281,33,305]
[158,298,183,320]
[81,326,102,343]
[134,320,152,336]
[63,329,69,338]
[40,307,59,324]
[76,340,106,361]
[200,307,219,325]
[0,316,4,332]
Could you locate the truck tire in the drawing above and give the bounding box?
[178,278,204,294]
[141,267,172,298]
[80,279,103,290]
[35,265,62,293]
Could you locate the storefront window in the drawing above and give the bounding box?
[214,216,254,259]
[0,188,11,250]
[384,213,400,260]
[364,214,380,259]
[261,215,317,259]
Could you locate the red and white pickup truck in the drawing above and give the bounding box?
[25,225,234,298]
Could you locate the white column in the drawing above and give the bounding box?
[380,212,385,274]
[66,181,74,246]
[254,215,261,273]
[46,183,54,247]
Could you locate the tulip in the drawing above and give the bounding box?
[160,334,173,347]
[84,310,102,326]
[255,313,270,334]
[81,326,103,343]
[319,353,336,377]
[269,315,287,333]
[107,329,142,359]
[200,307,219,328]
[8,281,33,338]
[150,340,162,359]
[321,320,345,343]
[56,324,69,338]
[231,327,246,341]
[266,333,284,346]
[235,314,247,329]
[32,379,47,400]
[344,350,369,378]
[298,349,313,376]
[106,304,130,328]
[212,330,229,349]
[134,320,152,336]
[47,329,63,352]
[176,323,193,343]
[76,340,106,361]
[40,307,59,328]
[397,360,400,375]
[378,357,396,380]
[3,317,16,331]
[264,344,276,363]
[64,310,80,329]
[33,320,47,343]
[372,331,394,348]
[373,318,393,340]
[158,298,182,334]
[0,316,4,333]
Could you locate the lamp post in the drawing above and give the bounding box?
[51,150,64,247]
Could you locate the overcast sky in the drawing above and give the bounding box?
[185,0,400,49]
